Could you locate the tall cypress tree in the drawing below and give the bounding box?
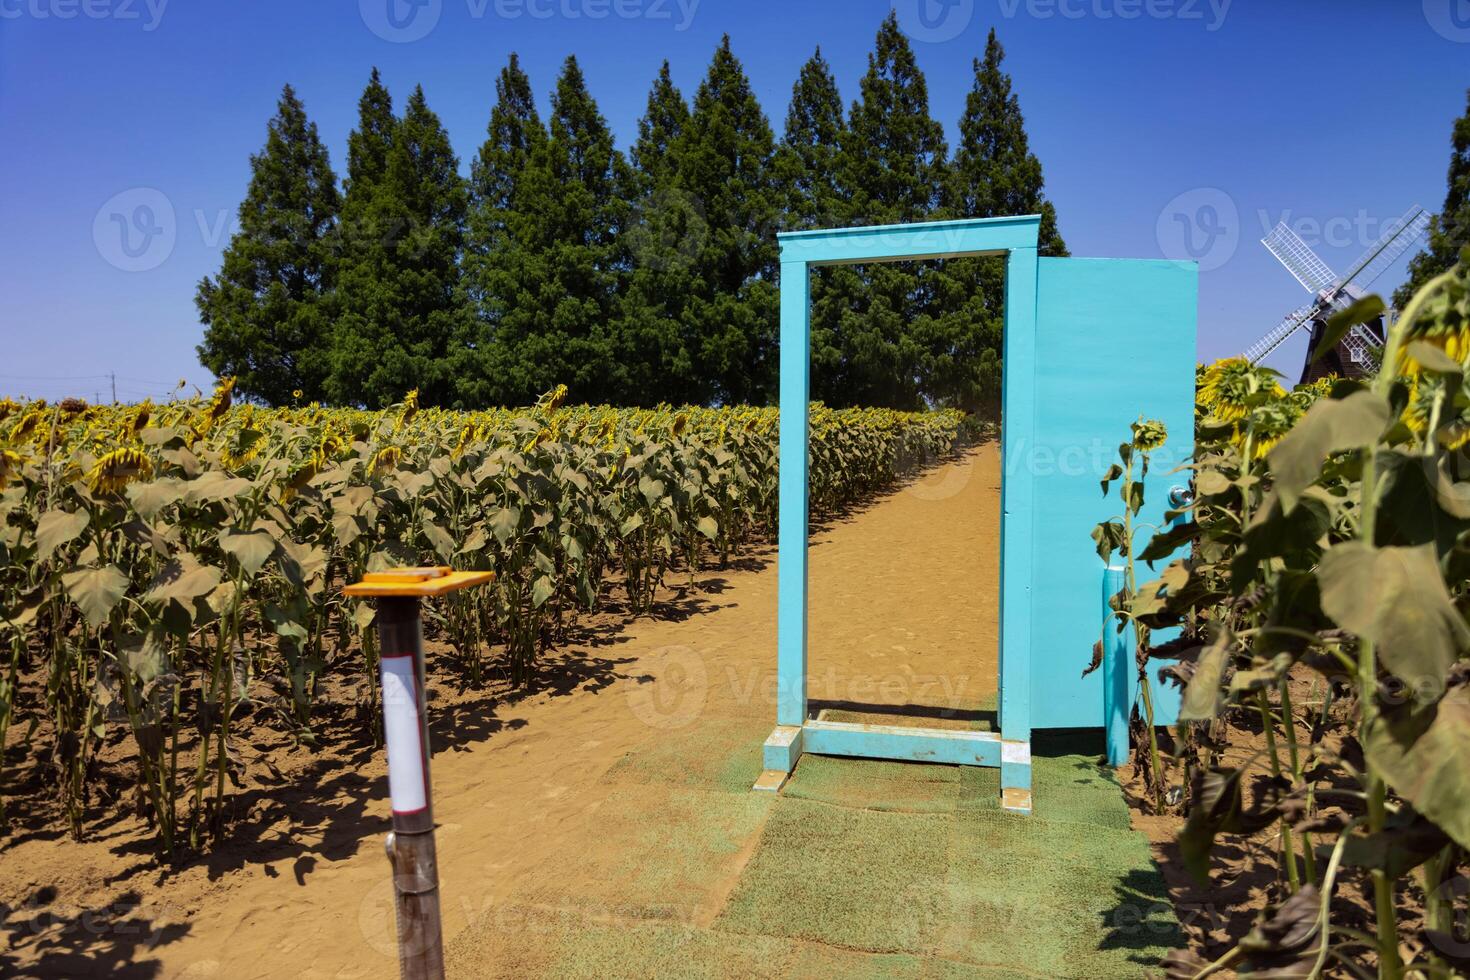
[1396,88,1470,308]
[195,85,340,404]
[620,61,698,404]
[673,36,779,404]
[631,61,689,188]
[328,76,467,407]
[774,49,850,401]
[948,29,1065,253]
[823,12,948,408]
[928,28,1067,413]
[483,56,632,404]
[775,47,846,231]
[457,54,547,406]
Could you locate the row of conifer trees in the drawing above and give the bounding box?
[196,13,1066,410]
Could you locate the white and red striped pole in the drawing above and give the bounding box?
[377,595,443,980]
[345,568,494,980]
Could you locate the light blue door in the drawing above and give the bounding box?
[1027,257,1197,729]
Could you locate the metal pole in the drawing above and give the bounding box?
[375,596,445,980]
[1102,564,1132,767]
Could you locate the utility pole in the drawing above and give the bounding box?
[110,372,116,405]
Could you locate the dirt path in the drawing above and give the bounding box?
[1,445,1002,979]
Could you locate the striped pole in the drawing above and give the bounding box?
[344,567,494,980]
[377,596,443,980]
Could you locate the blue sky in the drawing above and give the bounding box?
[1,0,1466,403]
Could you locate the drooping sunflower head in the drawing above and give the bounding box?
[207,377,235,418]
[1234,397,1303,460]
[1397,274,1470,377]
[1130,418,1167,452]
[280,457,319,502]
[86,447,152,495]
[317,431,346,463]
[522,428,551,454]
[396,389,420,432]
[0,447,26,488]
[9,408,42,443]
[1198,357,1285,422]
[671,412,689,438]
[370,445,403,476]
[450,423,474,461]
[127,401,152,436]
[545,384,569,413]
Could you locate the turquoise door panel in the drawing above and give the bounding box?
[1029,257,1197,730]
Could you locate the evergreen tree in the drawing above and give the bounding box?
[328,76,467,407]
[774,49,850,401]
[195,85,340,404]
[927,28,1067,413]
[481,56,632,404]
[774,47,846,231]
[1396,88,1470,308]
[457,54,547,406]
[821,12,948,409]
[619,61,699,404]
[948,29,1065,254]
[673,35,780,404]
[631,61,689,187]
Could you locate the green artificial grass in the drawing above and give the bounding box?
[449,694,1180,978]
[516,784,773,922]
[780,753,962,813]
[716,796,952,954]
[602,716,769,795]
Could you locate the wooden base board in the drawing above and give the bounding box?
[751,769,789,793]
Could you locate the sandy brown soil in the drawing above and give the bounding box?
[1,445,1003,979]
[1118,669,1429,976]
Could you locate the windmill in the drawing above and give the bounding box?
[1242,204,1431,383]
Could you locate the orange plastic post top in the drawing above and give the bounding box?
[344,566,495,598]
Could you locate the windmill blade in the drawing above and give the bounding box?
[1334,205,1431,294]
[1244,300,1320,365]
[1262,222,1337,293]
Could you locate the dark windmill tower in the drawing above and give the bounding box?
[1244,206,1431,383]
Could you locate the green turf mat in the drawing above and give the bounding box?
[603,716,769,795]
[782,753,962,813]
[715,796,952,954]
[517,785,773,922]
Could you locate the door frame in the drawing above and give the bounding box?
[759,215,1040,814]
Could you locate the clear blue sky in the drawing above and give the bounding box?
[1,0,1466,403]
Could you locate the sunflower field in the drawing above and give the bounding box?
[0,386,964,855]
[1096,255,1470,977]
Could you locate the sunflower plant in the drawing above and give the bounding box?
[1108,251,1470,978]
